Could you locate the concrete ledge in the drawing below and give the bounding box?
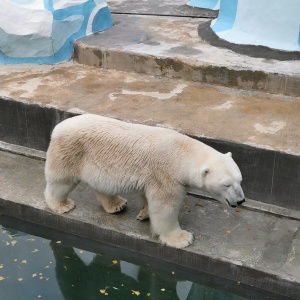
[2,140,298,221]
[0,150,299,299]
[74,15,300,96]
[0,215,293,300]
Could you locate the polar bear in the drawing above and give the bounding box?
[45,114,245,248]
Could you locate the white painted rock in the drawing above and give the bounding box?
[0,0,113,64]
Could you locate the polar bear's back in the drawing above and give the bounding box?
[47,114,198,193]
[51,114,181,150]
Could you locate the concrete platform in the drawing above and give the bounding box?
[74,14,300,96]
[0,150,299,298]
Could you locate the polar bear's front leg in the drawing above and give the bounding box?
[96,192,127,213]
[147,191,193,249]
[159,228,194,249]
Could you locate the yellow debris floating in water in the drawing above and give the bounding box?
[0,276,5,281]
[11,240,17,246]
[161,288,166,292]
[226,230,231,234]
[18,278,23,282]
[100,289,109,296]
[0,265,3,269]
[112,260,118,265]
[21,260,27,264]
[131,290,140,296]
[32,273,37,278]
[147,293,151,296]
[56,241,62,244]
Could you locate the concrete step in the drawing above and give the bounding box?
[0,62,300,210]
[74,13,300,96]
[0,149,299,299]
[108,0,217,18]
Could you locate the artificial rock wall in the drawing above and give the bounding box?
[0,0,113,64]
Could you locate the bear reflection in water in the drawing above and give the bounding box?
[50,241,246,300]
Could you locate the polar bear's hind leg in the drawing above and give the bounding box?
[96,191,127,213]
[136,193,149,221]
[45,180,77,214]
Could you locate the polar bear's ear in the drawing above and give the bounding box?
[201,167,209,177]
[225,152,232,157]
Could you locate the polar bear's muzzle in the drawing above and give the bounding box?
[226,198,245,208]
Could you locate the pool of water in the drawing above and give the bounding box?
[0,217,291,300]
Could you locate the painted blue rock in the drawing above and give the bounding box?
[211,0,300,51]
[188,0,300,52]
[0,0,113,64]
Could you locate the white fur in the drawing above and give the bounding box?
[45,114,244,248]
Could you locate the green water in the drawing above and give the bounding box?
[0,218,289,300]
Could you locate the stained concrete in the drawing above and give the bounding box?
[0,63,299,156]
[0,150,299,298]
[74,14,300,96]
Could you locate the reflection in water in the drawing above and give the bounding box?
[0,223,250,300]
[50,241,247,300]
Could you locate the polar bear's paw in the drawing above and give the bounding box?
[46,198,76,214]
[103,196,128,214]
[136,206,149,221]
[160,229,194,249]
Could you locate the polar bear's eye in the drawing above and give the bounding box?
[223,183,231,188]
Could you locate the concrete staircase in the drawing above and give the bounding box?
[0,1,299,298]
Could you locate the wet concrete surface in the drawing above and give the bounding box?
[0,150,299,298]
[198,21,300,61]
[74,14,300,96]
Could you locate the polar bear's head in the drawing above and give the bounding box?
[201,152,245,208]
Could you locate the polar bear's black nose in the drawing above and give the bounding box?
[237,199,245,205]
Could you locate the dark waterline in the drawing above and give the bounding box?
[0,216,292,300]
